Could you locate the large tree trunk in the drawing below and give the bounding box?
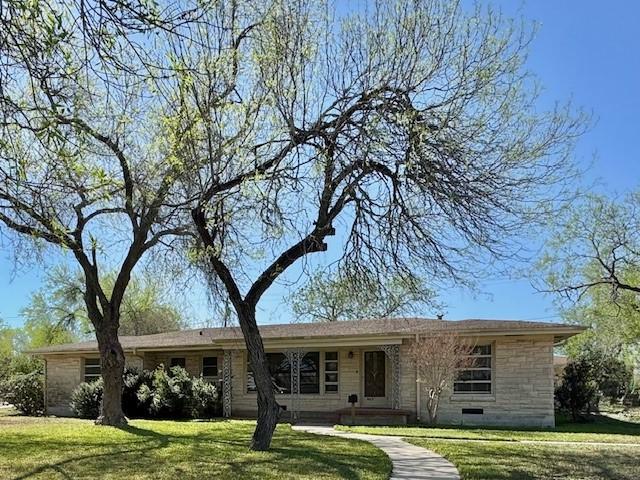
[94,321,127,426]
[237,305,280,451]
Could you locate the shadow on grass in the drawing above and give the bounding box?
[6,421,390,480]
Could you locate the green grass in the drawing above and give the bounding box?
[337,414,640,479]
[0,416,391,480]
[408,438,640,480]
[336,414,640,443]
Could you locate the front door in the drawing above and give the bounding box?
[362,350,387,407]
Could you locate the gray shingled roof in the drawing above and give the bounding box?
[27,317,585,354]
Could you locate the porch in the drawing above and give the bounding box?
[222,343,409,421]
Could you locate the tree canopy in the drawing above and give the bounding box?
[541,193,640,354]
[289,270,438,322]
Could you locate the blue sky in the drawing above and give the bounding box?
[1,1,639,328]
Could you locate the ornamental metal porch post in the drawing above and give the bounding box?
[284,349,303,422]
[379,344,401,409]
[222,350,232,418]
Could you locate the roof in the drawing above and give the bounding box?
[27,317,586,355]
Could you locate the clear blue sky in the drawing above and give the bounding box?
[1,1,639,328]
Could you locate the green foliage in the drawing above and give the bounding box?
[122,368,154,418]
[555,359,598,421]
[0,320,43,393]
[0,372,44,416]
[71,366,219,419]
[139,366,196,418]
[571,342,634,401]
[541,193,640,354]
[191,377,221,418]
[69,378,103,419]
[22,266,187,338]
[289,270,438,322]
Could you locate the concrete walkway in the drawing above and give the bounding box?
[292,425,460,480]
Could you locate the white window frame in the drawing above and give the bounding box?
[323,351,339,394]
[453,344,493,394]
[83,358,101,383]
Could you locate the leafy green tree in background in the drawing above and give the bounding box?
[289,271,438,322]
[21,266,187,339]
[541,193,640,364]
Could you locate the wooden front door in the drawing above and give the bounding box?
[362,350,387,406]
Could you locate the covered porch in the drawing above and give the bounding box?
[220,341,410,423]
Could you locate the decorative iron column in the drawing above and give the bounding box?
[284,349,303,422]
[379,344,401,409]
[222,350,232,418]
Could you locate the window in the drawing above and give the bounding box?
[246,352,321,394]
[324,352,339,393]
[170,357,186,368]
[84,358,101,383]
[300,352,319,394]
[202,356,218,377]
[454,344,492,394]
[247,353,291,394]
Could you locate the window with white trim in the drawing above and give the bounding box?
[83,358,101,383]
[454,344,492,393]
[324,352,339,393]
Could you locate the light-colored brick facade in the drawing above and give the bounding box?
[37,322,569,427]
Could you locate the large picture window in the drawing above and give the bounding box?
[247,352,321,394]
[454,345,492,394]
[83,358,101,383]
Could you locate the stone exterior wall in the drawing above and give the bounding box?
[427,335,556,427]
[45,353,144,416]
[42,334,556,427]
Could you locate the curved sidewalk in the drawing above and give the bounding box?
[292,425,460,480]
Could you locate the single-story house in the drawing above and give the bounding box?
[29,317,584,427]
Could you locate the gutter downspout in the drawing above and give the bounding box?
[415,334,420,423]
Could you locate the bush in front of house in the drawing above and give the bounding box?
[70,365,219,419]
[122,367,154,418]
[0,371,45,416]
[70,377,103,418]
[191,376,220,418]
[555,358,598,421]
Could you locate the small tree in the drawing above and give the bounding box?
[555,358,598,421]
[409,331,475,424]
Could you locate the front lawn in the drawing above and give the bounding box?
[0,416,391,480]
[337,415,640,480]
[336,414,640,443]
[409,438,640,480]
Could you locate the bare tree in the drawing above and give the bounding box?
[177,0,585,449]
[409,331,475,424]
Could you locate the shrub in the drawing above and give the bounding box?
[70,365,220,419]
[1,371,45,416]
[138,365,194,418]
[122,367,154,418]
[70,378,103,419]
[191,377,220,418]
[555,358,598,421]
